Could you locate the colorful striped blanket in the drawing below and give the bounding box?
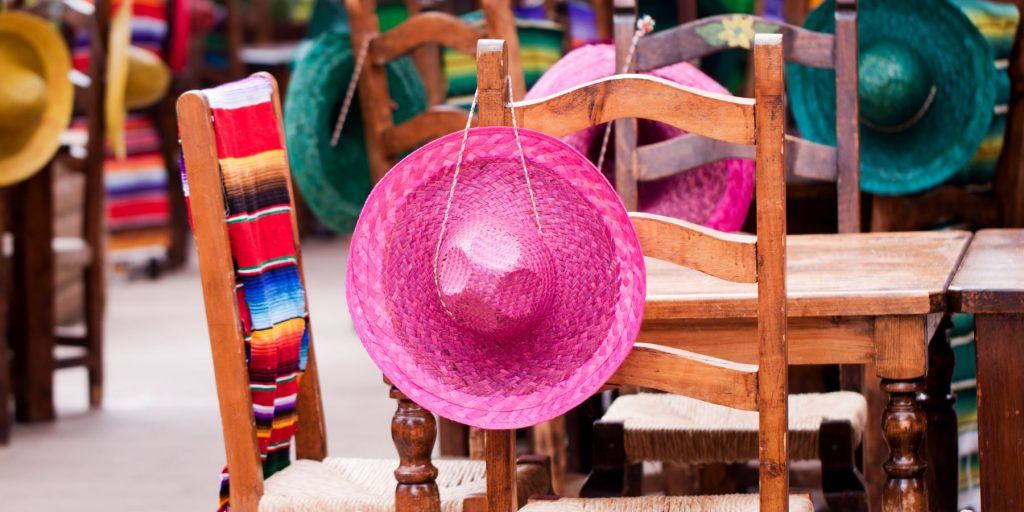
[180,76,310,512]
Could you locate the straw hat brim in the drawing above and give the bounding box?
[347,127,645,429]
[284,30,426,233]
[525,44,754,231]
[787,0,996,195]
[0,12,73,186]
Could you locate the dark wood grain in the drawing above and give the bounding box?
[833,0,861,233]
[613,5,638,210]
[881,379,927,512]
[919,319,957,512]
[974,313,1024,511]
[636,133,837,182]
[0,190,11,443]
[948,229,1024,313]
[391,385,441,512]
[635,15,835,71]
[995,11,1024,228]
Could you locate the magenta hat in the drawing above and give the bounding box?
[347,126,646,429]
[526,44,755,231]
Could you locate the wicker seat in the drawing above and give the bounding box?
[261,458,489,512]
[519,495,814,512]
[601,391,866,463]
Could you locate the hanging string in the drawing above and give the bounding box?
[595,15,656,171]
[330,35,375,147]
[433,75,543,308]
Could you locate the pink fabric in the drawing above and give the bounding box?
[526,44,755,232]
[347,127,645,429]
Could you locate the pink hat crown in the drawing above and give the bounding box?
[347,127,646,429]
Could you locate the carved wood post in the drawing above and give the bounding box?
[391,385,441,512]
[918,318,957,512]
[881,379,927,512]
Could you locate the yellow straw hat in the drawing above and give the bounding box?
[106,0,170,159]
[0,11,73,186]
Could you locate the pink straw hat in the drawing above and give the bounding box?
[526,44,755,231]
[347,126,646,429]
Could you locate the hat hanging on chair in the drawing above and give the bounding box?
[284,29,426,234]
[347,126,646,429]
[106,0,171,160]
[788,0,996,196]
[0,11,74,187]
[525,44,755,232]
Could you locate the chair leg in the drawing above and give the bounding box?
[820,419,869,512]
[84,261,104,408]
[579,420,641,497]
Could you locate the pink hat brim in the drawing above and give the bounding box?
[526,44,755,232]
[347,127,646,429]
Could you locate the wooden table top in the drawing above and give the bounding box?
[645,230,972,319]
[949,229,1024,314]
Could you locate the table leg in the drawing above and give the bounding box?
[919,319,957,512]
[862,363,886,511]
[881,378,927,512]
[974,313,1024,511]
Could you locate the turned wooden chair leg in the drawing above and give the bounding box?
[881,378,927,512]
[579,420,641,497]
[390,384,441,512]
[920,317,957,512]
[820,419,869,512]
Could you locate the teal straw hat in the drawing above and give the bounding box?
[284,30,426,233]
[787,0,996,195]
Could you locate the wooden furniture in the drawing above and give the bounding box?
[0,189,9,444]
[346,0,525,184]
[617,0,861,234]
[501,19,970,512]
[948,229,1024,511]
[7,0,109,422]
[178,72,551,512]
[559,2,863,507]
[476,34,817,511]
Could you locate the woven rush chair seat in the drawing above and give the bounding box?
[260,458,489,512]
[602,391,866,463]
[520,495,814,512]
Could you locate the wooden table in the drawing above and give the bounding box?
[642,229,972,511]
[948,229,1024,511]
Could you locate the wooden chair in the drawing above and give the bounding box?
[6,0,109,423]
[346,0,525,184]
[178,72,551,512]
[613,0,861,234]
[473,35,814,512]
[572,2,868,508]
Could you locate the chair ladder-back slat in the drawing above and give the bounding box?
[630,213,757,283]
[348,0,525,183]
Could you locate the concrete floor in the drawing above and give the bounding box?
[0,238,399,511]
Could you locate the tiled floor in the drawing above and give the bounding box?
[0,238,398,511]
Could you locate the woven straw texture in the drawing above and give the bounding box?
[347,127,645,429]
[525,44,754,232]
[519,494,815,511]
[602,391,867,463]
[260,458,487,512]
[284,30,426,233]
[788,0,995,195]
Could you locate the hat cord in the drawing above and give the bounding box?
[330,35,375,147]
[595,15,655,171]
[432,76,542,314]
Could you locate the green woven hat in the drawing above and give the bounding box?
[787,0,996,195]
[284,30,426,233]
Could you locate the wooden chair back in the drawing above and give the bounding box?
[345,0,526,183]
[474,36,790,510]
[177,74,328,511]
[613,0,860,233]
